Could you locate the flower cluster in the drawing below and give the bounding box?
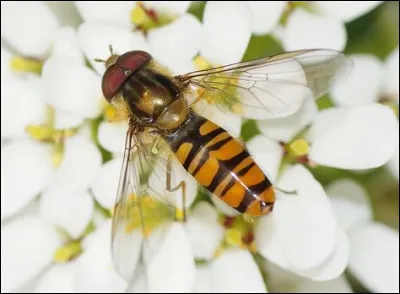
[1,1,398,293]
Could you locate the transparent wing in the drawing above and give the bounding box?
[177,49,352,119]
[111,125,178,291]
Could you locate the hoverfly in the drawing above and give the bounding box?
[99,47,350,290]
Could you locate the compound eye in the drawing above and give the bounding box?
[101,63,126,102]
[118,50,152,73]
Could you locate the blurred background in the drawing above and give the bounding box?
[1,1,399,293]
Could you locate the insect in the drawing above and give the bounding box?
[98,47,350,289]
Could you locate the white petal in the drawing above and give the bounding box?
[148,158,198,209]
[326,179,372,231]
[54,109,85,130]
[78,21,149,75]
[382,47,399,98]
[309,104,399,169]
[195,264,212,293]
[246,1,286,35]
[211,249,267,292]
[1,75,47,139]
[313,1,383,22]
[262,261,301,292]
[299,229,350,281]
[147,222,196,292]
[1,45,12,80]
[306,107,344,142]
[40,188,94,239]
[51,27,84,64]
[194,102,242,138]
[349,222,399,293]
[42,57,102,118]
[1,1,59,57]
[257,98,318,143]
[75,220,127,292]
[283,9,346,51]
[74,1,134,25]
[296,275,353,293]
[387,148,399,180]
[210,195,242,217]
[98,121,128,154]
[1,141,53,220]
[148,14,201,74]
[34,263,77,293]
[246,135,283,183]
[45,1,82,28]
[1,216,62,292]
[186,202,225,260]
[200,1,252,65]
[255,213,290,269]
[257,165,337,271]
[90,156,123,209]
[143,1,192,15]
[331,55,383,106]
[50,134,102,192]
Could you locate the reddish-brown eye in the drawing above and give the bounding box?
[102,64,127,102]
[118,50,152,72]
[101,50,152,102]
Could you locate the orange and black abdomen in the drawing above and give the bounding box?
[164,112,275,216]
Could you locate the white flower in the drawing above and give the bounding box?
[313,1,383,22]
[1,1,59,57]
[1,211,63,293]
[327,179,399,293]
[282,9,347,51]
[1,1,398,293]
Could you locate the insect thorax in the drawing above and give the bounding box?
[121,67,188,130]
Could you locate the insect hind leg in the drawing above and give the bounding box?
[166,155,187,222]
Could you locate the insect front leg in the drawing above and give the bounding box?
[166,154,187,222]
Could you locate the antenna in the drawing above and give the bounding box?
[94,44,115,64]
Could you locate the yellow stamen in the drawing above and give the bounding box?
[175,208,185,222]
[213,245,224,258]
[51,150,63,168]
[231,103,244,115]
[25,125,53,141]
[225,229,242,247]
[53,241,82,263]
[289,138,310,157]
[193,56,212,70]
[249,242,257,253]
[10,56,42,74]
[131,4,147,25]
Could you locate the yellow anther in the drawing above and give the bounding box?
[25,125,53,141]
[131,5,147,25]
[129,193,137,201]
[51,150,63,168]
[103,104,118,121]
[142,196,155,208]
[231,103,244,115]
[53,241,82,263]
[10,56,42,74]
[175,208,185,222]
[213,246,224,258]
[194,56,212,70]
[249,242,257,253]
[225,229,242,247]
[289,138,310,157]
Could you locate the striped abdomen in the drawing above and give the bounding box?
[164,112,275,216]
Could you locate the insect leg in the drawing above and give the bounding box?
[275,186,298,196]
[166,154,187,222]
